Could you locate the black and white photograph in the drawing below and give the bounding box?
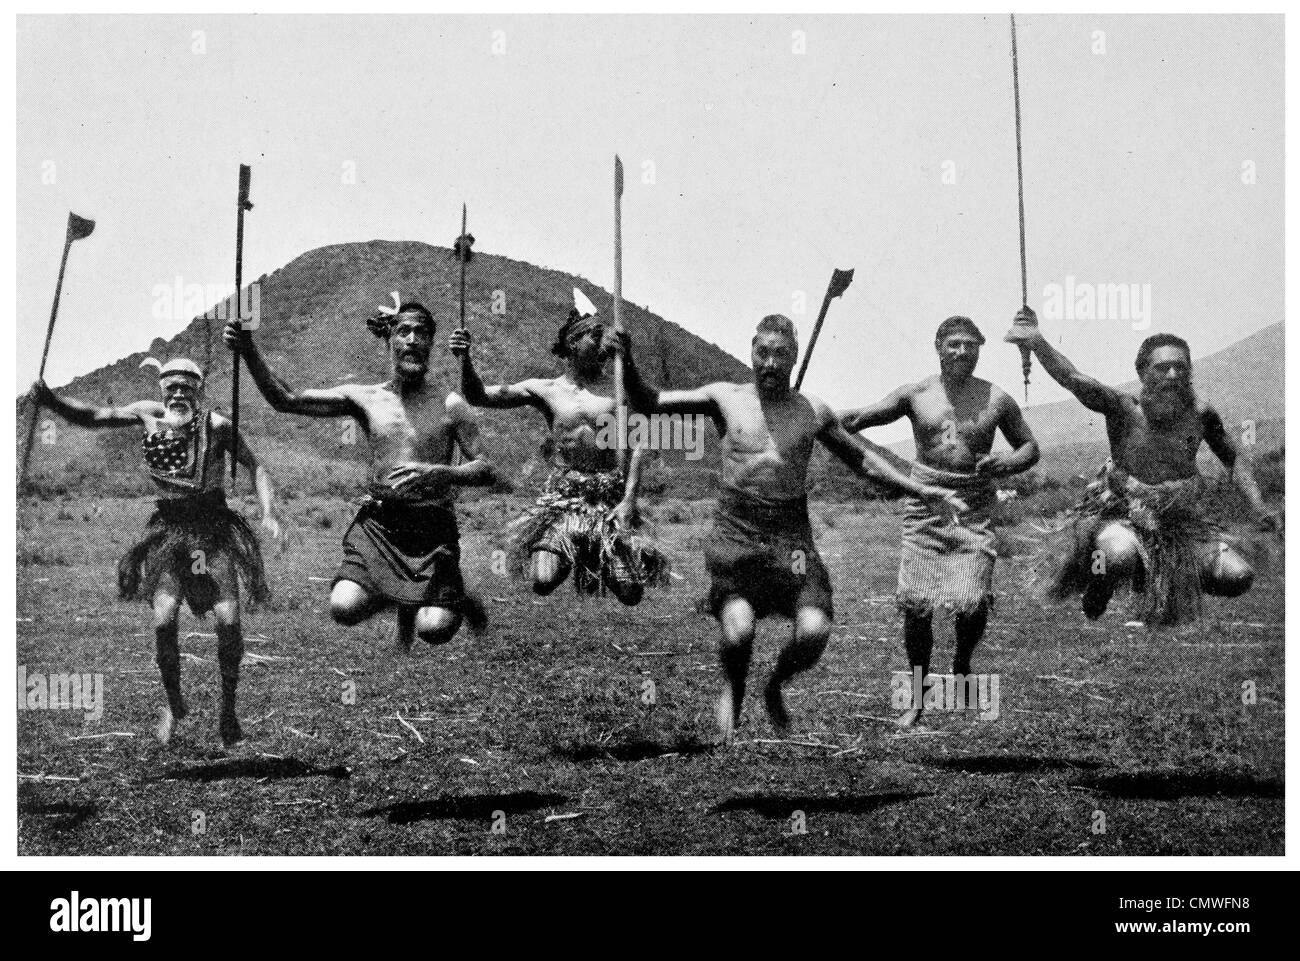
[9,9,1288,877]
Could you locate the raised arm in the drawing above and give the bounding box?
[223,321,359,418]
[29,380,158,429]
[1005,307,1122,415]
[1202,405,1281,532]
[814,399,966,514]
[611,330,720,417]
[449,328,546,410]
[975,391,1040,478]
[840,385,912,433]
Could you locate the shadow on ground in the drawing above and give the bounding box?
[923,754,1106,775]
[18,799,98,831]
[360,791,569,824]
[712,790,928,818]
[1072,769,1283,800]
[148,756,352,784]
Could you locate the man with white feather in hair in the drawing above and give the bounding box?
[225,294,496,651]
[450,288,667,605]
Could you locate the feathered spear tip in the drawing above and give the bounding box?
[452,232,475,263]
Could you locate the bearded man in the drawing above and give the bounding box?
[29,360,281,746]
[616,314,966,740]
[225,297,494,649]
[1007,310,1280,626]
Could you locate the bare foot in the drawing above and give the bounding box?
[763,678,791,734]
[896,706,925,728]
[219,708,243,747]
[154,706,181,745]
[715,688,739,745]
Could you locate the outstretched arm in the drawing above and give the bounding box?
[815,401,966,514]
[223,321,359,418]
[1202,406,1281,532]
[840,385,911,433]
[975,393,1040,477]
[29,380,158,429]
[611,330,719,417]
[449,328,545,410]
[1005,307,1123,415]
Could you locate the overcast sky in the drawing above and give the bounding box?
[16,14,1282,440]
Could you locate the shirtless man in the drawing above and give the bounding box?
[617,314,966,740]
[224,299,495,648]
[841,316,1039,726]
[450,290,662,604]
[30,359,281,746]
[1007,309,1279,625]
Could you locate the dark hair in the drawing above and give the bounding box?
[366,301,435,339]
[935,315,985,345]
[1135,333,1191,375]
[754,314,798,342]
[551,309,604,358]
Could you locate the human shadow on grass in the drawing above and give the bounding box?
[712,791,928,818]
[551,735,714,764]
[18,799,98,831]
[1071,769,1284,800]
[148,756,351,784]
[360,791,568,825]
[923,755,1106,775]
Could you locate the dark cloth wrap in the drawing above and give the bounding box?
[333,487,465,609]
[704,486,833,621]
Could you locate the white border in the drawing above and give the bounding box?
[4,0,1294,872]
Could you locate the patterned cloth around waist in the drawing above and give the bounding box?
[897,463,997,615]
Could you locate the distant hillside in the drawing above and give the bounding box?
[20,240,758,498]
[888,322,1284,481]
[19,239,911,501]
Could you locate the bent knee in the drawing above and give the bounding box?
[1202,545,1254,597]
[795,608,832,646]
[719,598,756,646]
[530,552,569,595]
[212,600,240,626]
[152,597,181,627]
[1094,523,1141,577]
[415,608,461,646]
[329,586,372,625]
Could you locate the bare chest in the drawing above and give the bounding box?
[362,389,455,459]
[913,385,999,447]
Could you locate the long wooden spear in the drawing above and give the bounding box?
[1009,13,1033,402]
[613,155,628,474]
[793,268,855,391]
[20,211,96,481]
[230,164,253,481]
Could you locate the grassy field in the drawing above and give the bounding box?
[16,494,1284,856]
